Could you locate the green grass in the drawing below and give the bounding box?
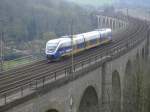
[3,58,37,71]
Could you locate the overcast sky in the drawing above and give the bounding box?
[67,0,114,6]
[66,0,150,7]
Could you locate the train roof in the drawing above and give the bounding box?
[47,38,70,44]
[78,28,111,37]
[95,28,112,32]
[47,28,112,44]
[82,31,99,36]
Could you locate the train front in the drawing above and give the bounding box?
[45,39,59,61]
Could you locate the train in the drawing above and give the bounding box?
[45,28,112,61]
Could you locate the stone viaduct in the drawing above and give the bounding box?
[1,14,149,112]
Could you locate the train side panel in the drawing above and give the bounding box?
[45,28,112,61]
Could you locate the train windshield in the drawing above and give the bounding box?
[47,43,57,52]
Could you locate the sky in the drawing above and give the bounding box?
[67,0,115,6]
[66,0,150,7]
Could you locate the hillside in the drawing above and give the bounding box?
[0,0,97,59]
[0,0,97,41]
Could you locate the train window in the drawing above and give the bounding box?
[47,43,57,52]
[63,42,71,47]
[90,39,97,45]
[58,44,63,50]
[77,42,84,49]
[101,33,104,38]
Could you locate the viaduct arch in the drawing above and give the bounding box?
[46,109,58,112]
[112,70,121,112]
[78,86,99,112]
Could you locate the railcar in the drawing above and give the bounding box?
[45,28,112,61]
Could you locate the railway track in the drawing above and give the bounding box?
[0,19,134,78]
[0,16,148,106]
[0,15,132,81]
[0,21,141,89]
[0,28,134,87]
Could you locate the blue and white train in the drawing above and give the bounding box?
[45,28,112,61]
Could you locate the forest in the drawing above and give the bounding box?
[2,0,149,60]
[0,0,97,60]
